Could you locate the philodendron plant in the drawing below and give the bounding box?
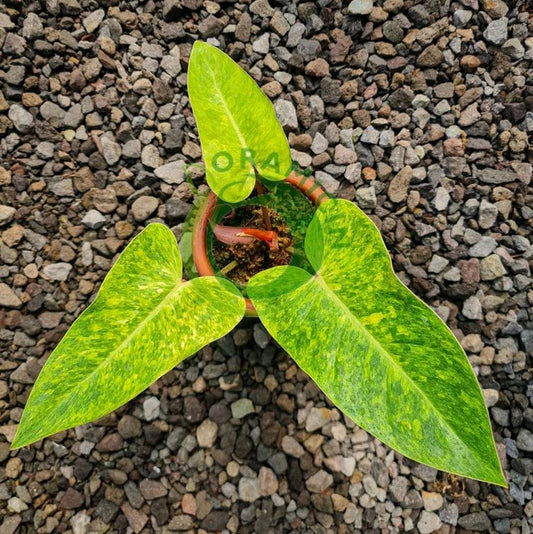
[12,41,506,487]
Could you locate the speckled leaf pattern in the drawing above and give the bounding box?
[248,199,505,486]
[188,41,292,203]
[12,224,245,449]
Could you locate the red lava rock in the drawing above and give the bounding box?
[181,493,197,515]
[461,258,481,284]
[305,58,330,77]
[443,138,465,157]
[96,432,123,452]
[121,503,149,533]
[60,487,84,509]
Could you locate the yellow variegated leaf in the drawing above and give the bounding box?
[12,224,245,449]
[248,199,505,486]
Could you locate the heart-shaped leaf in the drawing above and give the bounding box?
[188,41,292,203]
[12,224,245,449]
[248,199,505,486]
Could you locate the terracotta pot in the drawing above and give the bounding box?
[192,171,329,316]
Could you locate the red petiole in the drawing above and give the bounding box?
[214,224,279,250]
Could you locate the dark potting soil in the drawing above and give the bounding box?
[212,205,293,285]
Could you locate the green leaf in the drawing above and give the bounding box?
[188,41,292,203]
[248,199,505,486]
[12,224,245,449]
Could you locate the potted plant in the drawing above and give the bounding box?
[183,169,328,316]
[11,42,506,488]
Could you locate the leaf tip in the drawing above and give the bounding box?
[191,40,207,50]
[494,477,508,489]
[190,40,216,62]
[143,221,172,237]
[486,463,508,488]
[466,452,507,488]
[10,426,29,451]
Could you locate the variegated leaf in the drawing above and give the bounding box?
[188,41,292,203]
[12,224,245,449]
[248,199,505,486]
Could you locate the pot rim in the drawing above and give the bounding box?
[192,171,329,316]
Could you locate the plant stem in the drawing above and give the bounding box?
[254,176,272,231]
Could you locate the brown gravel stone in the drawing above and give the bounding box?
[443,138,465,156]
[416,45,444,67]
[5,457,23,478]
[118,415,142,439]
[115,221,134,239]
[21,93,43,107]
[388,166,412,203]
[305,58,330,77]
[121,503,149,533]
[181,493,197,515]
[60,488,84,509]
[461,258,480,284]
[460,55,481,72]
[96,433,123,452]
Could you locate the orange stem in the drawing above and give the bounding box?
[241,228,279,250]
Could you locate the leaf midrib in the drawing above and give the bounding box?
[313,271,483,463]
[208,66,251,162]
[43,278,185,407]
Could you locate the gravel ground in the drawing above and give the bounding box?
[1,0,533,532]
